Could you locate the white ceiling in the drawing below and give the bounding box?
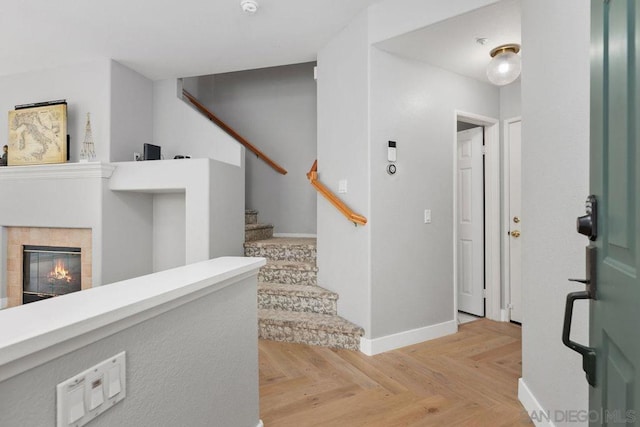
[376,0,521,84]
[0,0,381,81]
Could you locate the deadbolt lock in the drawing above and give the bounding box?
[513,216,520,223]
[510,230,521,238]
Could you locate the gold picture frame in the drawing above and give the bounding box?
[8,103,67,166]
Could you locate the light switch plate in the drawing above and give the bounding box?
[56,352,126,427]
[338,179,348,194]
[424,209,432,224]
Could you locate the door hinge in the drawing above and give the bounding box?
[507,303,514,309]
[481,146,487,156]
[482,289,487,298]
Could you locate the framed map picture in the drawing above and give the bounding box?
[8,103,67,166]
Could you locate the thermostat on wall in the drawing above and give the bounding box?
[388,141,397,162]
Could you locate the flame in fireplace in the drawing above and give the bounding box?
[49,259,73,283]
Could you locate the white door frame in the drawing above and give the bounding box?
[502,116,522,322]
[453,111,501,321]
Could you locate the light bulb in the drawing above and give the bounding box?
[487,45,521,86]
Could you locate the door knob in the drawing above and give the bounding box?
[510,230,521,238]
[513,216,520,223]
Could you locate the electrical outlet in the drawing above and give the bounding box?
[133,152,141,161]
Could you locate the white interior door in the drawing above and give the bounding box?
[506,119,523,323]
[456,127,485,316]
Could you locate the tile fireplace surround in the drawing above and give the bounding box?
[6,227,92,307]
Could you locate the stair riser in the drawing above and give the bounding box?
[245,227,274,242]
[258,323,361,351]
[259,269,317,286]
[244,246,316,263]
[245,213,258,225]
[258,293,337,315]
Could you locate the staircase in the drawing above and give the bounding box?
[244,210,364,351]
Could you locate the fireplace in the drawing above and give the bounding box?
[22,245,82,304]
[5,227,92,308]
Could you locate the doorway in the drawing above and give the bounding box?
[454,112,501,322]
[503,117,522,323]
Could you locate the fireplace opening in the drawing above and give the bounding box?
[23,245,81,304]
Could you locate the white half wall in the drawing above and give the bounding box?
[0,60,111,162]
[0,257,263,427]
[110,158,245,268]
[152,79,242,166]
[520,0,590,424]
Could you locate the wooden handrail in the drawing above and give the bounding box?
[307,160,367,226]
[182,89,287,175]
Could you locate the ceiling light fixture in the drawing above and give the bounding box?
[241,0,259,14]
[486,43,521,86]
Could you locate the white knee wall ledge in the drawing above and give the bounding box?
[0,256,265,383]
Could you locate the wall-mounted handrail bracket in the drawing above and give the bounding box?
[181,89,288,175]
[307,160,367,227]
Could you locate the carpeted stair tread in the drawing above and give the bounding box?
[245,237,316,247]
[245,237,317,262]
[258,282,338,299]
[245,223,273,231]
[262,259,317,272]
[259,309,364,336]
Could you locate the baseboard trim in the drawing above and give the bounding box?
[500,309,510,322]
[272,233,317,238]
[359,320,457,356]
[518,378,556,427]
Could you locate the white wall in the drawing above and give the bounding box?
[519,0,590,424]
[369,49,499,337]
[109,158,245,269]
[110,61,154,162]
[317,10,372,336]
[0,60,111,162]
[101,184,154,283]
[152,79,242,166]
[500,80,521,120]
[191,62,317,234]
[153,193,186,272]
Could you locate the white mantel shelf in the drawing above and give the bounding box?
[0,162,116,181]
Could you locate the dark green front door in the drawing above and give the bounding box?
[589,0,640,424]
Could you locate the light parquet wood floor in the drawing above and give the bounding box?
[259,319,532,427]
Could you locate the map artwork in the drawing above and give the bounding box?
[8,103,67,166]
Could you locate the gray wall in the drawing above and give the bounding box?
[369,49,499,337]
[0,276,259,427]
[317,11,372,335]
[521,0,590,423]
[193,62,318,234]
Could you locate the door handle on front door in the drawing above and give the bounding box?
[510,230,520,238]
[562,197,598,386]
